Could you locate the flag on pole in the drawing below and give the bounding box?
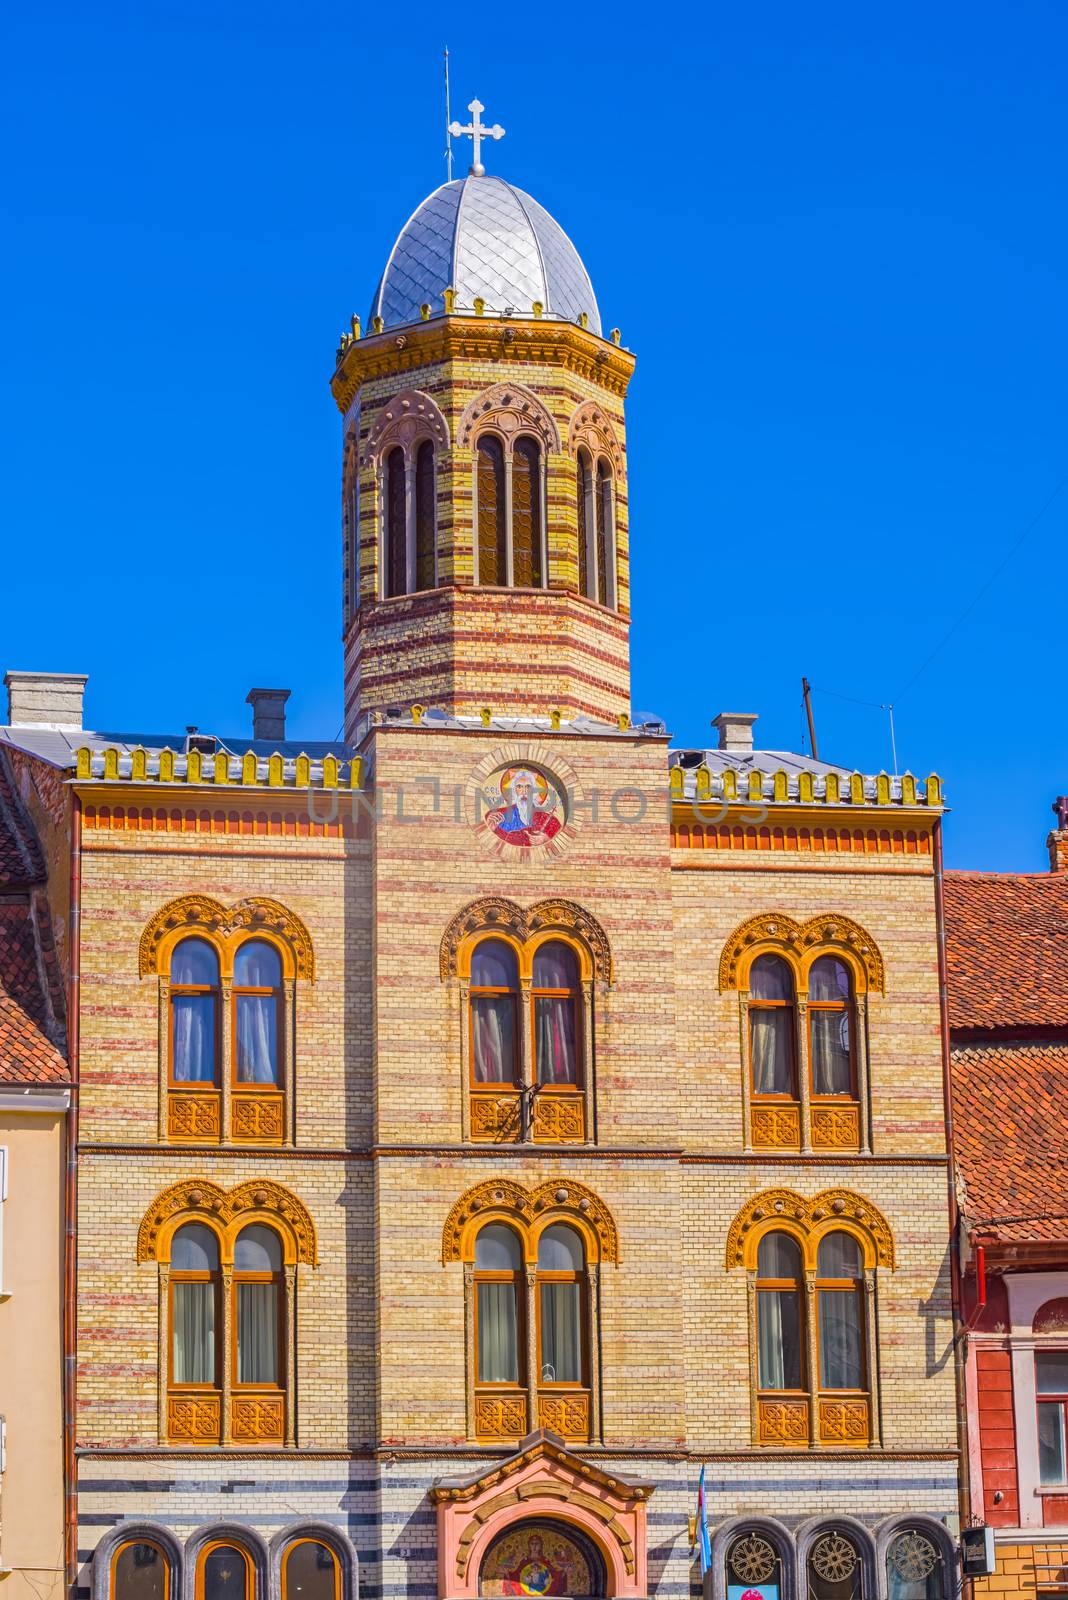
[697,1464,712,1577]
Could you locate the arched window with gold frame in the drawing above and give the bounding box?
[414,438,436,592]
[726,1187,894,1449]
[576,450,593,599]
[443,1177,618,1448]
[594,458,614,607]
[197,1541,253,1600]
[111,1538,170,1600]
[748,954,800,1150]
[511,436,543,589]
[280,1539,342,1600]
[441,898,612,1149]
[141,896,314,1149]
[719,912,884,1155]
[138,1177,317,1448]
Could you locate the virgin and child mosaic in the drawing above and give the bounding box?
[480,1523,598,1597]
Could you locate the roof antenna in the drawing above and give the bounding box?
[801,677,819,761]
[444,48,453,181]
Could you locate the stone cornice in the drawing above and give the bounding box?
[331,315,636,413]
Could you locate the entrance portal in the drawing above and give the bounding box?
[479,1519,607,1598]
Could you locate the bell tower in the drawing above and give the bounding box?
[331,115,636,740]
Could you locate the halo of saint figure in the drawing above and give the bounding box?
[484,767,565,847]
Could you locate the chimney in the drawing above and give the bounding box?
[1049,796,1068,873]
[246,688,290,743]
[712,712,758,754]
[5,670,88,729]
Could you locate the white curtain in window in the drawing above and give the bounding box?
[172,1282,214,1383]
[477,1282,518,1382]
[473,997,514,1083]
[235,995,278,1084]
[818,1290,863,1388]
[751,1010,791,1094]
[758,1289,801,1389]
[172,995,214,1083]
[540,1282,582,1382]
[811,1010,851,1094]
[237,1282,278,1383]
[535,997,576,1084]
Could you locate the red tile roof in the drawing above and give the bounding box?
[944,870,1068,1031]
[0,749,68,1084]
[951,1041,1068,1241]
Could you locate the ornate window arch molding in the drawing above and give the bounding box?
[709,1517,798,1600]
[442,1176,619,1266]
[440,896,612,985]
[139,1178,316,1450]
[458,382,561,455]
[443,1179,616,1446]
[183,1524,270,1600]
[93,1521,183,1600]
[141,897,313,1149]
[139,895,315,981]
[727,1189,893,1451]
[269,1523,359,1600]
[567,402,624,478]
[359,387,449,468]
[725,1187,894,1272]
[721,912,882,1158]
[137,1177,318,1266]
[719,911,884,995]
[440,898,611,1148]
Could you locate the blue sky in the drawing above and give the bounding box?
[2,0,1065,869]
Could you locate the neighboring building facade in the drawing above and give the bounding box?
[1,138,962,1600]
[947,812,1068,1599]
[0,745,72,1600]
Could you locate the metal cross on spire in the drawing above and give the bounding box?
[448,98,505,177]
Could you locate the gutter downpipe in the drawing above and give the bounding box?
[63,791,81,1599]
[933,814,973,1546]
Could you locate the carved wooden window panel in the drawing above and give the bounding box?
[230,941,284,1145]
[577,453,592,599]
[748,954,801,1151]
[168,1222,222,1445]
[168,938,222,1142]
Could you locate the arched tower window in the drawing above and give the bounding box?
[385,445,407,597]
[415,439,436,591]
[511,436,543,588]
[474,1224,523,1390]
[595,459,612,605]
[477,436,506,586]
[577,451,593,600]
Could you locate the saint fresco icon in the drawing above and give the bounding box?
[480,1525,593,1597]
[484,767,565,847]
